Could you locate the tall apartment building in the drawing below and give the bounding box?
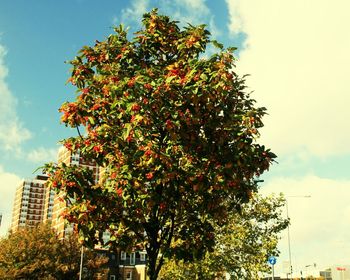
[43,183,56,224]
[51,146,100,238]
[50,147,147,280]
[11,175,50,232]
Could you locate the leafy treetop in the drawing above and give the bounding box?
[159,194,289,279]
[0,224,108,280]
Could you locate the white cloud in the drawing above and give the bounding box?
[26,147,59,163]
[226,0,350,157]
[159,0,211,27]
[174,0,210,20]
[225,2,350,273]
[175,0,206,11]
[120,0,151,27]
[118,0,218,38]
[260,175,350,273]
[0,44,31,153]
[0,166,21,237]
[208,16,222,39]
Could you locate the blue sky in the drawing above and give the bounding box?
[1,0,350,277]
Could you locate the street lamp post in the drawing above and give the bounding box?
[286,199,292,279]
[285,195,311,279]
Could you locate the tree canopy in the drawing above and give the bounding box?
[159,194,289,279]
[0,224,108,280]
[44,9,276,280]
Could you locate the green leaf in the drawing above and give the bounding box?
[166,75,176,84]
[200,73,208,81]
[122,123,132,140]
[211,40,224,49]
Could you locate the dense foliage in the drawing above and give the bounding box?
[159,194,289,279]
[0,224,108,279]
[44,9,276,279]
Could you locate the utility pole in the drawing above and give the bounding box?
[79,246,84,280]
[285,195,311,279]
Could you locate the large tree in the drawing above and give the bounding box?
[159,194,289,279]
[0,224,108,279]
[44,9,276,280]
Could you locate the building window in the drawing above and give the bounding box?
[126,271,132,280]
[109,275,116,280]
[130,252,135,265]
[121,251,126,260]
[140,253,146,262]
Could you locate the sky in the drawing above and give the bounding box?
[0,0,349,277]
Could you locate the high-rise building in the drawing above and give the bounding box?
[51,147,100,238]
[10,175,50,232]
[50,147,147,280]
[43,182,56,224]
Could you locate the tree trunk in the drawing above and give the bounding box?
[147,248,158,280]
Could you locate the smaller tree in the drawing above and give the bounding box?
[159,194,289,279]
[0,224,108,280]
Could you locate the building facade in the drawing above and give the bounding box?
[320,268,332,280]
[10,175,50,232]
[327,266,350,280]
[42,183,56,224]
[51,146,100,238]
[119,250,147,280]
